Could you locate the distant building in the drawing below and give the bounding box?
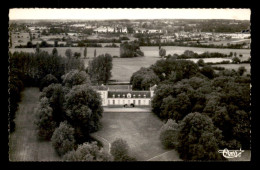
[94,85,157,106]
[93,26,115,33]
[70,24,86,28]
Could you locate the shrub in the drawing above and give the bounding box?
[160,119,179,149]
[160,130,178,149]
[110,138,136,161]
[51,121,76,156]
[63,141,113,161]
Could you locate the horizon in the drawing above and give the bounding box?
[9,9,250,21]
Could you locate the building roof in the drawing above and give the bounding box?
[108,91,151,98]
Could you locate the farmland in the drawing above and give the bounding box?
[9,46,251,82]
[140,46,251,61]
[10,32,30,47]
[91,110,181,161]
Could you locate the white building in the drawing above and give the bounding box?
[93,26,115,33]
[95,85,157,106]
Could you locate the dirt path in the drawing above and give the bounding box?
[9,87,61,161]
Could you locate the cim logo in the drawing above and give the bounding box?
[218,148,244,159]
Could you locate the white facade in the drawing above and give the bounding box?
[96,85,156,106]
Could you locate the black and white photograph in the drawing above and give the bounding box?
[8,8,251,162]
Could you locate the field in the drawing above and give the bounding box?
[91,110,181,161]
[9,46,251,82]
[10,32,30,47]
[140,46,251,61]
[9,88,61,161]
[212,63,251,75]
[9,47,120,58]
[200,38,251,46]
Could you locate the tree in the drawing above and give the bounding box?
[36,43,40,53]
[63,142,113,161]
[234,52,237,57]
[160,93,192,121]
[35,97,57,140]
[110,138,136,161]
[39,74,58,91]
[27,41,33,48]
[52,48,58,56]
[65,49,73,59]
[160,119,179,149]
[130,67,160,90]
[232,56,241,64]
[120,41,144,58]
[9,67,24,132]
[54,40,58,47]
[84,47,87,59]
[200,66,215,79]
[64,84,103,143]
[159,48,166,58]
[40,41,48,47]
[88,53,113,84]
[51,121,76,156]
[177,112,224,160]
[62,69,91,88]
[229,52,233,57]
[197,59,205,67]
[40,83,66,124]
[94,49,96,58]
[74,52,81,59]
[238,66,247,76]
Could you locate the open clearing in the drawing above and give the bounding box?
[9,88,61,161]
[9,46,251,82]
[91,111,181,161]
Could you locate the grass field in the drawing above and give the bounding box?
[91,111,181,161]
[9,46,251,82]
[10,32,30,47]
[140,46,251,61]
[9,88,61,161]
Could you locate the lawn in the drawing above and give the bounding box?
[9,87,61,161]
[91,111,181,161]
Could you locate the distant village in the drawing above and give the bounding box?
[9,19,251,48]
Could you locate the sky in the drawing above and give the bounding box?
[9,8,250,20]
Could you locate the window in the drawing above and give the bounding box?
[112,94,115,98]
[133,100,135,104]
[138,100,141,105]
[113,100,115,105]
